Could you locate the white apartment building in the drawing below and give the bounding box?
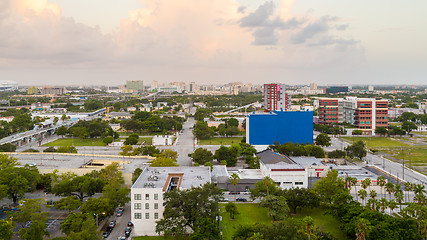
[131,167,211,236]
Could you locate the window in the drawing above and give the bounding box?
[145,203,149,209]
[134,203,141,210]
[154,203,158,209]
[135,213,142,219]
[154,213,159,219]
[145,194,149,200]
[295,182,303,185]
[154,194,158,200]
[134,194,141,200]
[145,213,149,219]
[283,182,292,184]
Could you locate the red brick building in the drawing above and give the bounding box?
[318,98,340,125]
[263,84,290,111]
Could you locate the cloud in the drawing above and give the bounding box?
[290,16,335,44]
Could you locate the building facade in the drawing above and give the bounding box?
[246,110,313,145]
[131,167,211,236]
[41,87,64,95]
[263,84,291,111]
[126,80,144,92]
[318,97,388,135]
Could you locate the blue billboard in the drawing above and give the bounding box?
[248,110,313,145]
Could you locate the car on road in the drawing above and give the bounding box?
[109,220,116,228]
[127,221,133,227]
[117,210,123,217]
[236,197,247,202]
[221,198,229,202]
[102,231,110,238]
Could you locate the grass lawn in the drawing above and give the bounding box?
[133,237,169,240]
[292,208,348,240]
[199,137,243,145]
[44,138,106,147]
[387,147,427,163]
[220,203,347,240]
[342,136,409,148]
[139,137,153,145]
[220,203,271,240]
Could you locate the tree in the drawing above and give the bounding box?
[132,168,143,183]
[149,157,178,167]
[226,118,239,127]
[377,176,386,198]
[375,127,388,136]
[314,170,347,206]
[0,165,40,204]
[56,126,68,138]
[250,177,279,199]
[230,173,240,201]
[390,127,405,136]
[188,148,213,165]
[158,149,178,160]
[358,189,368,206]
[51,175,104,202]
[80,198,115,219]
[346,141,367,160]
[328,149,346,158]
[55,196,82,212]
[315,133,331,147]
[402,121,417,134]
[214,146,237,167]
[0,220,13,240]
[102,177,130,208]
[155,183,222,238]
[352,130,363,135]
[133,145,160,156]
[225,126,240,137]
[103,136,113,145]
[281,188,319,214]
[119,145,133,156]
[385,182,395,200]
[194,108,212,121]
[60,213,102,240]
[0,143,16,152]
[260,195,289,221]
[413,184,426,205]
[20,219,49,240]
[57,146,78,153]
[193,121,215,140]
[225,202,239,219]
[303,216,314,240]
[44,146,57,152]
[124,136,138,145]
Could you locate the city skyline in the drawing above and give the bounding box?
[1,0,426,86]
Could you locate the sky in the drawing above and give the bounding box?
[0,0,426,86]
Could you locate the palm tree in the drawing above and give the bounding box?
[377,176,386,198]
[388,199,397,214]
[395,191,404,211]
[303,216,314,240]
[404,182,414,203]
[385,182,394,200]
[358,189,368,207]
[379,197,387,213]
[356,218,369,240]
[362,178,371,192]
[369,190,377,200]
[230,173,240,202]
[413,184,426,204]
[351,177,358,201]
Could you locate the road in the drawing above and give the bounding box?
[326,135,427,185]
[162,117,196,166]
[104,204,132,240]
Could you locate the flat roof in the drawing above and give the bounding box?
[132,166,211,190]
[290,156,324,167]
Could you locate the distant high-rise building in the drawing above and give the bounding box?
[150,81,158,89]
[325,86,349,94]
[126,80,144,92]
[189,82,197,92]
[27,86,39,95]
[318,97,388,135]
[368,85,374,92]
[310,83,317,90]
[41,86,64,95]
[263,83,291,111]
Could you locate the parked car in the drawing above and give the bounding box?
[222,198,229,202]
[127,221,133,227]
[236,197,247,202]
[119,237,126,240]
[106,226,113,233]
[126,227,132,233]
[102,231,110,238]
[229,191,240,195]
[109,221,116,228]
[125,231,130,238]
[117,210,123,217]
[118,206,124,212]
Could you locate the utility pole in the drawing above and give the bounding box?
[402,147,405,181]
